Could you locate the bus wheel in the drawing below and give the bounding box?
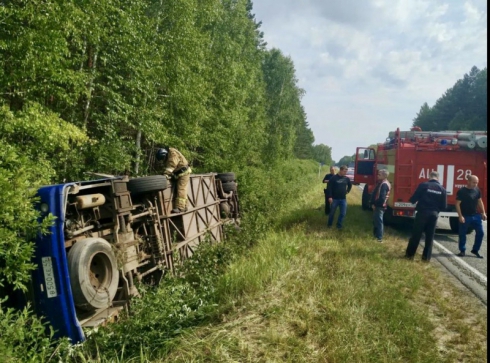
[68,238,119,311]
[216,173,236,183]
[128,175,168,195]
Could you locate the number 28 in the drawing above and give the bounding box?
[456,169,472,180]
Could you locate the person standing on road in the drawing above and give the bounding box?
[322,166,337,215]
[455,175,487,258]
[405,171,447,262]
[327,165,352,230]
[156,147,192,214]
[370,169,391,243]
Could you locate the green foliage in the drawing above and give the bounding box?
[235,159,318,243]
[336,155,356,167]
[293,118,315,159]
[413,66,487,131]
[0,0,88,113]
[262,48,309,161]
[0,102,89,362]
[312,143,333,165]
[0,304,73,363]
[0,103,88,288]
[192,0,268,171]
[1,0,328,176]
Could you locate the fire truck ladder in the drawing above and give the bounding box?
[392,131,415,199]
[395,161,414,198]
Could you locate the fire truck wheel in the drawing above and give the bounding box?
[383,208,393,226]
[362,185,371,210]
[216,173,236,183]
[128,175,168,195]
[449,217,475,235]
[222,181,237,193]
[67,238,119,311]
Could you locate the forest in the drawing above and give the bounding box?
[413,66,487,131]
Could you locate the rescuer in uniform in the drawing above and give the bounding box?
[370,169,391,243]
[322,166,337,215]
[405,171,447,262]
[156,147,192,213]
[455,174,487,258]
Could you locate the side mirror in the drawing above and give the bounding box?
[363,150,368,159]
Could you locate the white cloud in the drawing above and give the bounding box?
[464,1,484,22]
[252,0,488,161]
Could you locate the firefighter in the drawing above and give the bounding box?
[405,171,447,262]
[156,147,192,213]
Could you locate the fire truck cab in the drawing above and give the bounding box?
[354,128,487,231]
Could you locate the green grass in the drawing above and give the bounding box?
[155,185,487,363]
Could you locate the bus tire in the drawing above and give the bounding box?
[222,181,237,193]
[128,175,168,195]
[216,173,235,183]
[68,238,119,311]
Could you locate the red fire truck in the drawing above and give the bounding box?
[354,127,487,232]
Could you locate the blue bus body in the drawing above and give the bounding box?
[32,183,85,343]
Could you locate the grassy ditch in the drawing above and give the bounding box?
[158,185,487,363]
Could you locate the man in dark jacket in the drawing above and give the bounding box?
[327,165,352,229]
[405,171,447,262]
[322,166,337,215]
[370,169,391,242]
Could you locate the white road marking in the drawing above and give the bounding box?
[432,239,487,286]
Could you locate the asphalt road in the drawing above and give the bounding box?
[433,217,487,275]
[429,218,487,304]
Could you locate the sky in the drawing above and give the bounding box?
[251,0,487,162]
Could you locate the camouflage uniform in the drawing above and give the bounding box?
[163,148,192,211]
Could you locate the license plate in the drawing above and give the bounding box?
[394,202,416,208]
[41,257,58,298]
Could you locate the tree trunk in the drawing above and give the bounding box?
[84,48,98,127]
[133,129,142,175]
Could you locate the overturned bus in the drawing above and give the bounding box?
[29,172,240,343]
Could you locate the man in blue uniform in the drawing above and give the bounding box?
[405,171,447,262]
